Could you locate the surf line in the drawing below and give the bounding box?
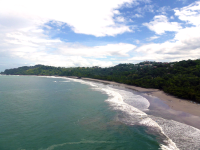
[66,77,179,150]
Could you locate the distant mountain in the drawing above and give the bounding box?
[2,59,200,103]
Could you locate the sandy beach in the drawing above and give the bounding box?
[80,77,200,118]
[18,75,200,118]
[16,75,200,129]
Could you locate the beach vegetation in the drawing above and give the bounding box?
[2,59,200,103]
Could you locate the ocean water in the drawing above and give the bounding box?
[0,75,200,150]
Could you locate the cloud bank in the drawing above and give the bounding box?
[0,0,200,70]
[130,1,200,62]
[0,0,135,37]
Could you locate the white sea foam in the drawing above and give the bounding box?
[100,87,178,150]
[150,116,200,150]
[64,78,179,150]
[110,86,200,150]
[110,88,150,110]
[50,77,200,150]
[139,118,178,150]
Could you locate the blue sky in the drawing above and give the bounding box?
[0,0,200,71]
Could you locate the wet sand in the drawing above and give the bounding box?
[80,77,200,128]
[17,75,200,129]
[7,75,200,117]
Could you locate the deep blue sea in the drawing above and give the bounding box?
[0,75,200,150]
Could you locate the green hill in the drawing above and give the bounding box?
[2,59,200,103]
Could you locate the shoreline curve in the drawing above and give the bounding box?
[80,77,200,117]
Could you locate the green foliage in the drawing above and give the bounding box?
[2,59,200,103]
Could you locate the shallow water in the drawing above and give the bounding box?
[0,76,161,150]
[69,77,200,150]
[1,75,200,150]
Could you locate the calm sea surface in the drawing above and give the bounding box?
[1,75,200,150]
[0,76,160,150]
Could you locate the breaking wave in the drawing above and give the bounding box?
[65,78,179,150]
[42,76,200,150]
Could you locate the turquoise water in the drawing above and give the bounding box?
[0,75,162,150]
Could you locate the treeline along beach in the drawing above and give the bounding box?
[2,59,200,103]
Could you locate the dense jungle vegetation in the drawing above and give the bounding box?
[1,59,200,103]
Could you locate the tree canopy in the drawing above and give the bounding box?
[2,59,200,103]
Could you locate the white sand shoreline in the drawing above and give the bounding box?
[3,75,200,117]
[80,77,200,117]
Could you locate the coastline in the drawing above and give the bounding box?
[1,75,200,149]
[2,75,200,149]
[80,77,200,118]
[3,75,200,124]
[3,75,200,117]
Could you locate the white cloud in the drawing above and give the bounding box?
[133,14,143,18]
[174,1,200,26]
[135,40,140,44]
[1,0,200,70]
[59,43,136,58]
[26,54,114,68]
[0,0,135,37]
[135,4,154,14]
[2,23,136,58]
[0,25,136,67]
[143,15,182,34]
[146,35,159,41]
[116,17,125,22]
[129,19,134,22]
[0,0,142,69]
[129,25,200,62]
[157,6,171,15]
[130,1,200,63]
[141,0,152,3]
[143,4,154,13]
[177,0,188,4]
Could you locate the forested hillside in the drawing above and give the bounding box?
[2,59,200,103]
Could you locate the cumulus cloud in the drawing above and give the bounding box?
[0,0,135,37]
[0,22,136,68]
[59,43,136,58]
[146,35,159,41]
[157,6,171,15]
[130,26,200,62]
[0,0,142,70]
[1,0,200,70]
[116,17,125,22]
[1,27,136,67]
[143,15,182,34]
[25,54,114,68]
[132,14,143,18]
[135,4,154,14]
[129,1,200,63]
[174,1,200,26]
